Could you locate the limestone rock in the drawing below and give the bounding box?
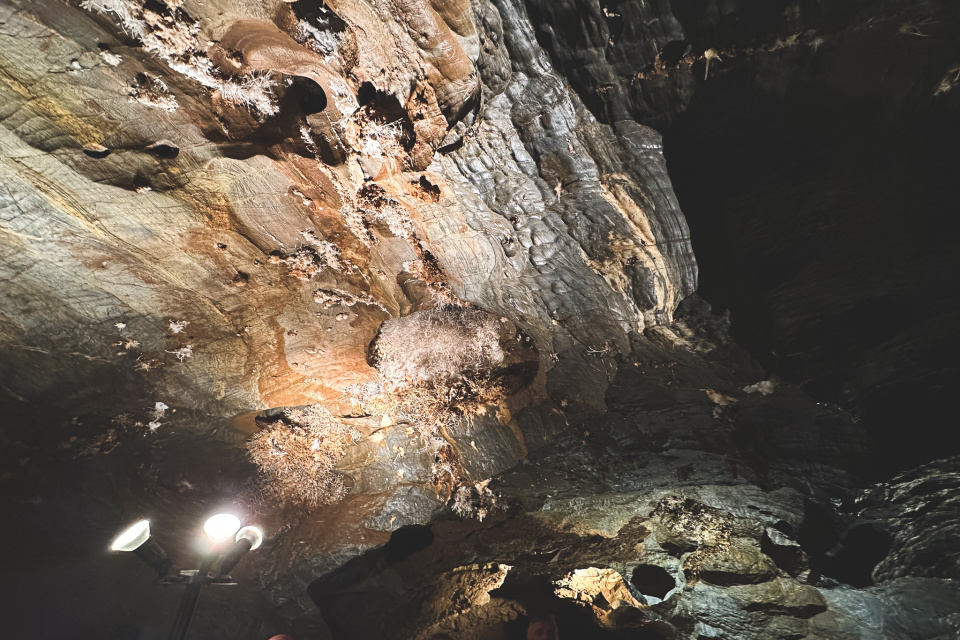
[698,543,778,586]
[3,0,960,639]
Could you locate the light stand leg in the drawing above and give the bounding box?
[167,556,215,640]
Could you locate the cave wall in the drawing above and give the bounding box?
[1,0,697,634]
[1,0,959,638]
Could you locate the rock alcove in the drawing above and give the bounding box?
[1,0,959,639]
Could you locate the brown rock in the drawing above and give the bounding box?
[699,542,779,586]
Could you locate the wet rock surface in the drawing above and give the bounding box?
[1,0,959,639]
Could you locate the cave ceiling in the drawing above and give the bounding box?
[1,0,959,639]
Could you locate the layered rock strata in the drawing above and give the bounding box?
[1,1,958,639]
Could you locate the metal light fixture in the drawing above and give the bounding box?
[218,525,265,576]
[236,525,264,551]
[110,519,173,577]
[110,512,264,640]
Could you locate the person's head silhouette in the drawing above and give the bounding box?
[526,615,558,640]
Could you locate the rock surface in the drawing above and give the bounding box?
[1,0,959,639]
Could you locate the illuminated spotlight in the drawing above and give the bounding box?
[202,513,241,542]
[111,513,264,640]
[110,519,173,576]
[111,519,151,552]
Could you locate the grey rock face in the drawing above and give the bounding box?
[853,456,960,583]
[810,578,960,640]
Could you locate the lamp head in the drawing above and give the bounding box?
[203,513,241,542]
[110,519,151,552]
[236,525,264,550]
[218,525,265,575]
[110,519,172,576]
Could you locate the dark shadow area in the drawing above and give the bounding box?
[761,530,807,576]
[82,146,111,158]
[307,524,436,638]
[292,0,348,40]
[822,523,892,588]
[357,80,377,106]
[668,0,792,47]
[797,498,840,571]
[661,19,960,475]
[659,40,689,67]
[385,524,435,563]
[357,87,416,152]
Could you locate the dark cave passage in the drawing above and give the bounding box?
[518,0,960,474]
[660,18,960,475]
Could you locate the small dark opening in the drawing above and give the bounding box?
[359,89,415,152]
[631,564,676,599]
[798,498,839,558]
[145,143,179,159]
[82,146,110,159]
[142,0,169,16]
[132,174,151,191]
[416,176,441,201]
[772,520,794,537]
[357,81,377,106]
[291,1,348,37]
[660,40,689,67]
[287,76,327,115]
[823,523,892,588]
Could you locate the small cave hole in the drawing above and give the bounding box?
[411,175,441,203]
[772,519,794,536]
[798,498,838,557]
[292,1,348,37]
[286,75,327,115]
[142,0,169,14]
[357,81,377,106]
[146,142,180,159]
[82,145,110,159]
[631,564,675,600]
[132,174,152,192]
[356,87,415,151]
[660,40,690,67]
